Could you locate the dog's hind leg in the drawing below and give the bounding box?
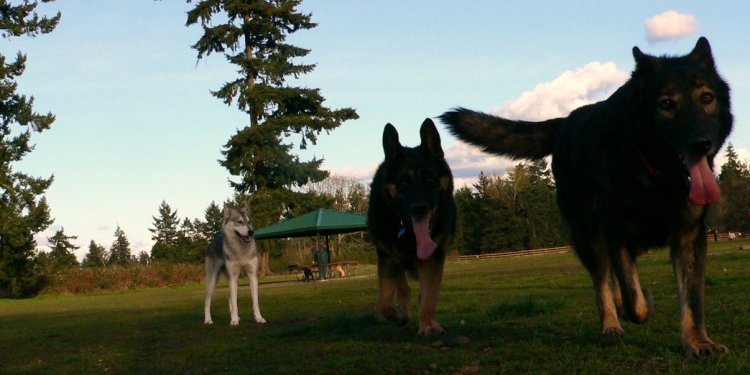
[577,240,624,336]
[672,211,728,358]
[610,246,653,325]
[204,259,222,325]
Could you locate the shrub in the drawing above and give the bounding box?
[40,263,203,295]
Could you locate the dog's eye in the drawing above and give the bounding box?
[658,97,676,111]
[700,92,715,104]
[422,171,436,184]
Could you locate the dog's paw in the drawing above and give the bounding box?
[418,323,445,338]
[255,316,267,324]
[601,325,625,337]
[204,319,214,325]
[684,340,729,359]
[381,305,410,326]
[230,318,240,326]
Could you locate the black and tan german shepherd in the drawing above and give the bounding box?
[441,37,732,358]
[368,118,456,337]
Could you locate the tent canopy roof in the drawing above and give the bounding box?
[254,208,368,240]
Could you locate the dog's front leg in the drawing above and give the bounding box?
[227,267,241,326]
[672,213,728,358]
[417,255,445,337]
[248,266,266,323]
[377,252,409,325]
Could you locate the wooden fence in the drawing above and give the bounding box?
[454,232,749,261]
[455,246,571,261]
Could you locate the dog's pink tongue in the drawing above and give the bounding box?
[412,216,437,260]
[688,156,720,205]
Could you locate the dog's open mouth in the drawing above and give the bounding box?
[411,214,437,260]
[235,230,253,243]
[685,155,720,206]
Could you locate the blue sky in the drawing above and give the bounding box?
[9,1,750,259]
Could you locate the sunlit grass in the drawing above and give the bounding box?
[2,239,749,374]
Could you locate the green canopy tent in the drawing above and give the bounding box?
[254,208,368,278]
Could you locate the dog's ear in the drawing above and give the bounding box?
[223,203,231,220]
[241,203,251,214]
[382,123,401,161]
[420,118,443,158]
[632,46,660,72]
[688,36,715,70]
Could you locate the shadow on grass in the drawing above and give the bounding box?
[485,296,566,321]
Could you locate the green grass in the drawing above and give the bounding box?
[2,241,750,374]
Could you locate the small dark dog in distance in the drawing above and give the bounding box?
[441,37,731,358]
[368,118,457,337]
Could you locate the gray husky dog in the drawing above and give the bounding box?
[204,204,266,326]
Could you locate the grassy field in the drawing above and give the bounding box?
[2,239,749,374]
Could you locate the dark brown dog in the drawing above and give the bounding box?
[441,37,731,358]
[368,118,456,337]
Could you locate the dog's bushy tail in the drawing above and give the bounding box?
[440,108,561,160]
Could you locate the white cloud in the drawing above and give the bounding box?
[645,11,697,42]
[444,141,515,185]
[337,62,631,190]
[326,164,378,183]
[442,61,630,185]
[492,61,629,121]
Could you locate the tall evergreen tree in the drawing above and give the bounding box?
[0,1,60,297]
[453,186,478,254]
[108,226,132,267]
[186,0,358,193]
[149,200,180,261]
[717,143,750,232]
[175,217,204,263]
[46,227,79,268]
[454,165,566,254]
[195,201,223,242]
[81,240,107,268]
[187,1,357,274]
[136,251,150,265]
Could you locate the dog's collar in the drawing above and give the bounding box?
[639,152,659,176]
[637,151,659,186]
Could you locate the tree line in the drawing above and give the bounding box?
[38,145,750,269]
[14,149,750,294]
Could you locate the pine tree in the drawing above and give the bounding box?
[46,227,79,268]
[175,217,204,263]
[186,0,359,193]
[136,251,150,265]
[108,226,132,267]
[81,240,107,268]
[455,165,566,254]
[149,201,180,261]
[718,143,750,232]
[453,186,477,254]
[187,1,358,274]
[0,1,60,297]
[195,201,223,242]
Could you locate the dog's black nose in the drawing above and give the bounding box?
[248,229,255,236]
[689,139,712,155]
[410,202,429,217]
